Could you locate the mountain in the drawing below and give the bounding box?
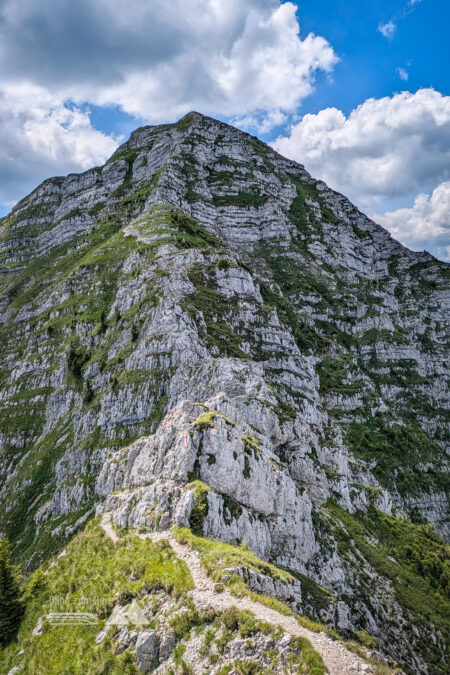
[0,111,448,674]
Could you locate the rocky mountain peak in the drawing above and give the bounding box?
[0,113,448,673]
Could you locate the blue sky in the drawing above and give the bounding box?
[0,0,449,260]
[296,0,449,116]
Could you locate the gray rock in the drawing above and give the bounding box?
[136,630,159,673]
[158,629,177,661]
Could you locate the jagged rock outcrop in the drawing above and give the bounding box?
[0,111,448,673]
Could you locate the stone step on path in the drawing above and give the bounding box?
[101,517,373,674]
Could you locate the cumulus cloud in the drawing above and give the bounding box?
[0,85,119,204]
[0,0,337,203]
[378,20,396,39]
[374,181,450,261]
[272,89,450,209]
[0,1,336,123]
[397,67,409,81]
[88,2,336,127]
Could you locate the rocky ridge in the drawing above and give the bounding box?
[0,111,449,673]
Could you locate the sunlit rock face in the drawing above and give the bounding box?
[1,112,448,674]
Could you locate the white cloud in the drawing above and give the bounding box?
[82,1,337,126]
[0,85,119,203]
[0,1,336,126]
[272,89,450,209]
[231,110,289,135]
[373,181,450,261]
[397,67,409,81]
[378,20,396,39]
[408,0,422,7]
[0,0,337,203]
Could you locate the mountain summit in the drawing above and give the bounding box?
[0,112,448,673]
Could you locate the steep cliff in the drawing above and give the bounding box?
[0,112,448,673]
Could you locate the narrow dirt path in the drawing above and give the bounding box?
[101,518,372,674]
[101,514,119,543]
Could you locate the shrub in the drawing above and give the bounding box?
[0,537,24,647]
[188,481,211,535]
[67,339,90,380]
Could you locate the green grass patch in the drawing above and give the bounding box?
[212,191,268,208]
[174,527,293,586]
[193,411,219,430]
[177,113,196,132]
[193,409,236,431]
[171,211,222,251]
[346,415,448,496]
[317,356,363,395]
[288,636,326,674]
[241,435,262,456]
[258,278,327,355]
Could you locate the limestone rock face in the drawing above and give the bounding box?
[0,111,448,673]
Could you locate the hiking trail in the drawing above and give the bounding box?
[101,515,373,674]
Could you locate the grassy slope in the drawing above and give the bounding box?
[327,503,449,674]
[0,519,193,674]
